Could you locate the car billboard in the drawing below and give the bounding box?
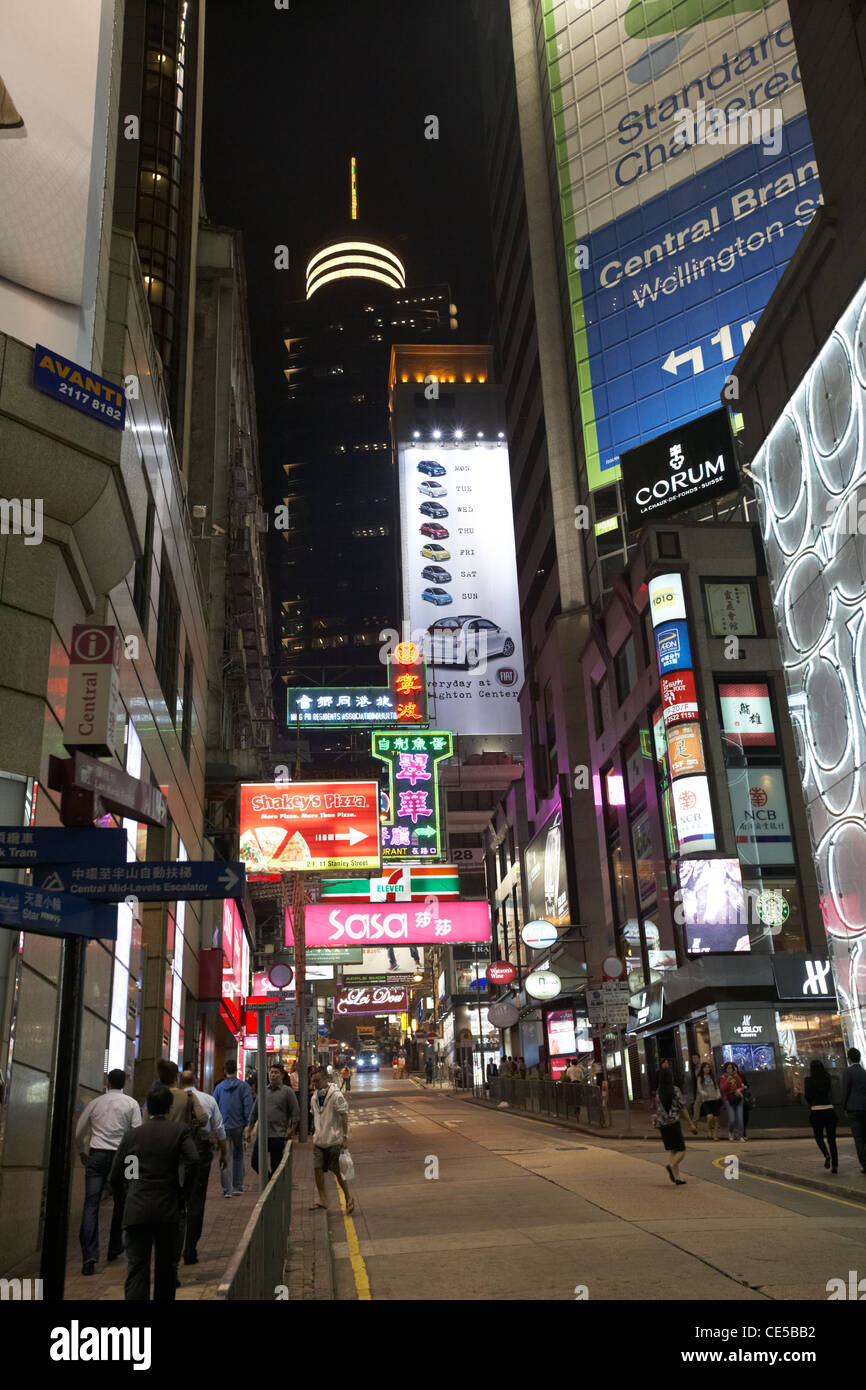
[524,806,571,929]
[239,781,381,873]
[398,441,524,735]
[539,0,818,491]
[0,0,111,365]
[679,857,751,954]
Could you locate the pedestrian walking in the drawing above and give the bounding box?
[684,1053,703,1125]
[720,1062,746,1140]
[696,1062,722,1140]
[109,1084,199,1302]
[655,1065,698,1184]
[309,1068,354,1214]
[75,1068,142,1275]
[155,1058,208,1128]
[842,1046,866,1173]
[599,1075,610,1127]
[213,1059,254,1196]
[178,1069,228,1264]
[340,1064,352,1093]
[288,1061,300,1093]
[804,1059,838,1174]
[425,1054,434,1085]
[740,1068,755,1139]
[247,1064,300,1178]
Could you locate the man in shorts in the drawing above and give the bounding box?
[310,1068,354,1213]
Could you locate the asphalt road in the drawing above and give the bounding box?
[324,1073,866,1301]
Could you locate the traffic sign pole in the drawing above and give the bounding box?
[40,934,86,1300]
[256,1010,268,1194]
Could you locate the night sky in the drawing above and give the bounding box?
[202,0,496,473]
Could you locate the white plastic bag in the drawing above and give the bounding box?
[339,1149,355,1181]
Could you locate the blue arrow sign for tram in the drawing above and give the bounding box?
[33,860,246,902]
[0,881,117,941]
[0,827,127,866]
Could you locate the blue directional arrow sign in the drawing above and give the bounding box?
[0,827,126,866]
[34,860,246,902]
[0,881,117,941]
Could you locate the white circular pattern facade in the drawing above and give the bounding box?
[752,278,866,1051]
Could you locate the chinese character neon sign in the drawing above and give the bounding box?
[287,651,428,727]
[371,729,453,861]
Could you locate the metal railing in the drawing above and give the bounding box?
[468,1077,628,1128]
[215,1141,293,1300]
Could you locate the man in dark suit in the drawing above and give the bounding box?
[842,1047,866,1173]
[110,1083,199,1301]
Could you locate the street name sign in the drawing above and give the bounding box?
[0,827,126,866]
[0,881,117,941]
[34,860,246,902]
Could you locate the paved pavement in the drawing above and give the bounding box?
[321,1073,866,1301]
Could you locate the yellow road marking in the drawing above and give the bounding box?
[338,1189,371,1300]
[711,1155,866,1211]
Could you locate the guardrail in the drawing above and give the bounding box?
[215,1141,293,1300]
[468,1078,622,1127]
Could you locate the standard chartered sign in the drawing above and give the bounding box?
[538,0,818,490]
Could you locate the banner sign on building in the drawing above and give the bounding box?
[672,776,716,855]
[726,767,794,865]
[719,682,777,747]
[655,619,692,675]
[321,865,460,901]
[538,0,817,492]
[666,723,705,778]
[62,624,124,758]
[33,346,126,430]
[398,441,525,735]
[239,781,380,873]
[287,649,428,728]
[679,857,750,954]
[661,670,700,727]
[334,984,409,1016]
[621,410,738,530]
[648,573,687,627]
[524,806,570,929]
[371,730,452,861]
[288,900,492,947]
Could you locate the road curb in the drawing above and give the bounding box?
[736,1160,866,1207]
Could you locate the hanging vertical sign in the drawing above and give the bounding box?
[371,729,453,861]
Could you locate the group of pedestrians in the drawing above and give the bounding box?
[74,1056,302,1300]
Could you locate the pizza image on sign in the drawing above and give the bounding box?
[240,782,380,873]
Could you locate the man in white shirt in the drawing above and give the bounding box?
[75,1068,142,1275]
[310,1068,353,1214]
[564,1058,585,1082]
[179,1069,228,1265]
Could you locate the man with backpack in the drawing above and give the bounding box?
[179,1069,227,1265]
[154,1059,208,1281]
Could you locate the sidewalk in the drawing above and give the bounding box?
[13,1140,332,1300]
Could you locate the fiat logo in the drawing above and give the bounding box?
[498,667,517,686]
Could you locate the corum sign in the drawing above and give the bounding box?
[334,985,408,1015]
[621,410,738,531]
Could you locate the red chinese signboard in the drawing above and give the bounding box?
[239,781,380,873]
[660,669,699,727]
[334,984,409,1016]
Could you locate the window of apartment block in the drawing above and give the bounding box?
[180,644,193,759]
[614,635,639,706]
[132,485,156,635]
[155,548,181,716]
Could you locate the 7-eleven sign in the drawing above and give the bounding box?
[320,864,460,902]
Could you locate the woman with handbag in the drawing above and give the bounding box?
[655,1062,698,1184]
[721,1062,746,1140]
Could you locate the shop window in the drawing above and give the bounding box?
[775,1011,846,1103]
[614,636,639,707]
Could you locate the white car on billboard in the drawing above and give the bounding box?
[427,615,515,667]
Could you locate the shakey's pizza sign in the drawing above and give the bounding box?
[334,985,408,1016]
[239,782,380,873]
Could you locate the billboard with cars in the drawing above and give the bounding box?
[398,441,524,735]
